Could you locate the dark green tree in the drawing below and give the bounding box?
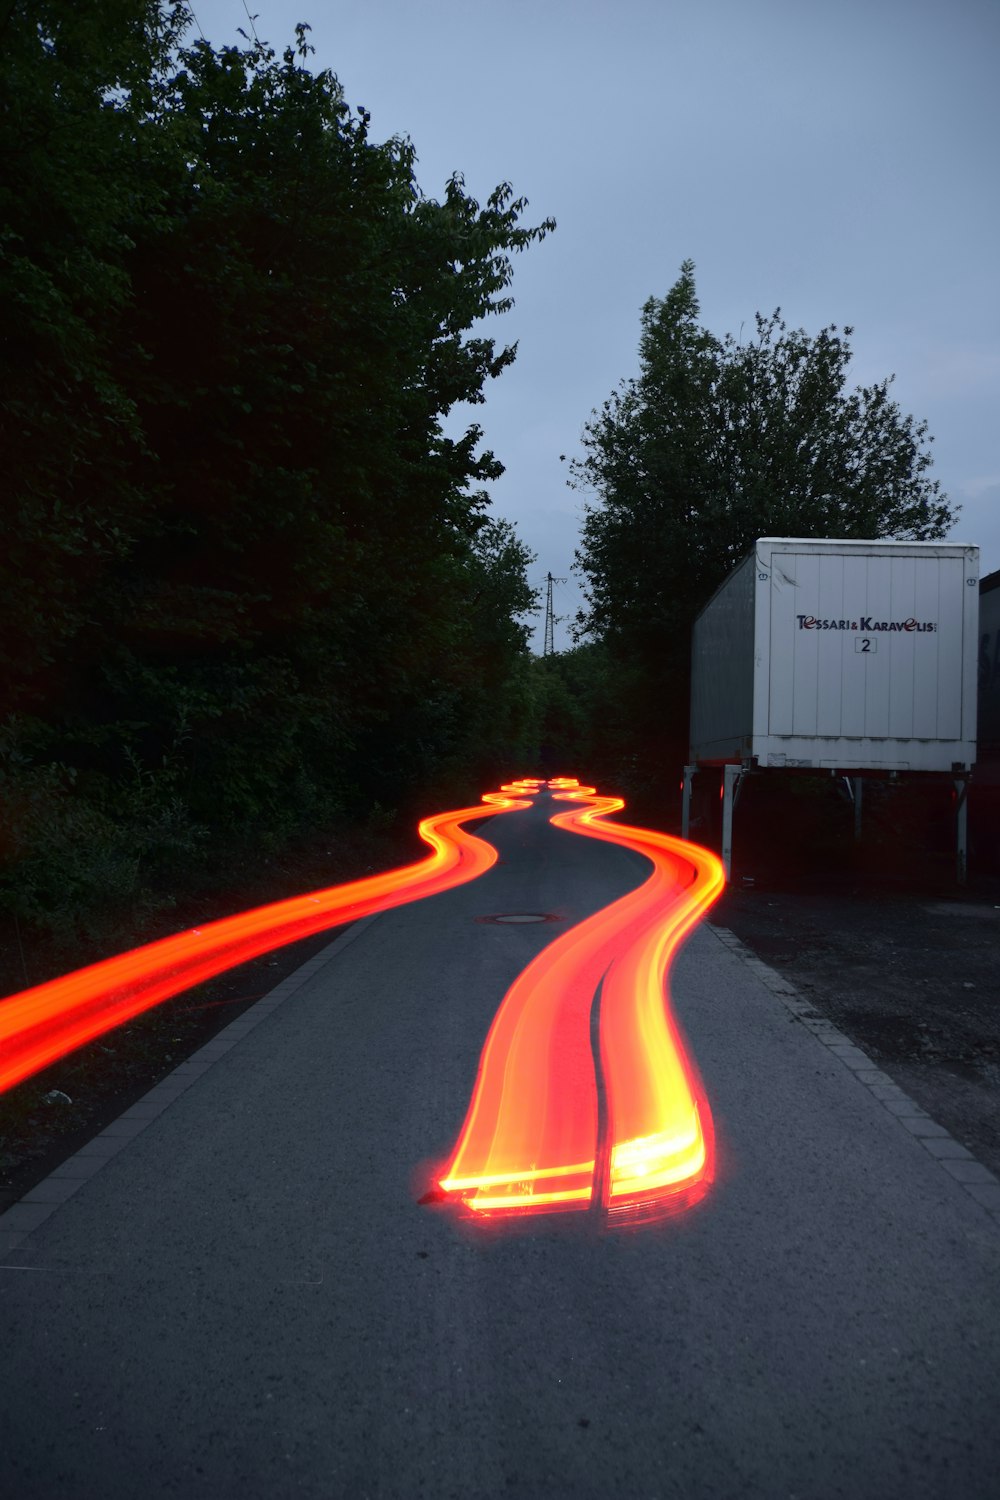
[0,1,187,708]
[97,21,552,827]
[522,643,630,783]
[0,4,550,939]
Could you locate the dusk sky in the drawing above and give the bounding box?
[189,0,999,649]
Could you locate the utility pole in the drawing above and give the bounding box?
[543,572,566,657]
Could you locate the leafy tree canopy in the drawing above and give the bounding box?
[0,2,549,939]
[573,260,955,667]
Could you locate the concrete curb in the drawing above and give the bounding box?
[0,915,381,1259]
[708,922,1000,1228]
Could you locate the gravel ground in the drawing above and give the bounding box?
[712,873,1000,1178]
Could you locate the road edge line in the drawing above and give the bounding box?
[705,923,1000,1231]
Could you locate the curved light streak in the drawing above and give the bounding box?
[438,779,725,1224]
[0,784,536,1095]
[551,787,725,1222]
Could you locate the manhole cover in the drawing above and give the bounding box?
[478,912,559,925]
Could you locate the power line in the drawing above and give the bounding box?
[186,3,207,42]
[240,1,260,46]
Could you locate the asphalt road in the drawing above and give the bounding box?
[2,794,999,1499]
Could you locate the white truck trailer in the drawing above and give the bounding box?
[682,537,980,878]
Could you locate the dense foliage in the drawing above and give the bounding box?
[571,260,956,794]
[0,2,548,946]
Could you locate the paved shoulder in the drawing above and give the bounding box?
[1,806,998,1499]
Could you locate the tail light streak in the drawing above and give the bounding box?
[439,780,725,1224]
[0,786,535,1095]
[1,774,724,1229]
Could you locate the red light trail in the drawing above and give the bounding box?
[438,780,725,1224]
[0,785,535,1095]
[1,775,724,1228]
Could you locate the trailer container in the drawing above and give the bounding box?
[684,538,980,881]
[689,538,979,773]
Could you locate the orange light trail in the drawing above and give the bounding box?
[0,784,537,1095]
[438,779,725,1224]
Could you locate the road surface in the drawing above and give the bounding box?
[2,793,999,1498]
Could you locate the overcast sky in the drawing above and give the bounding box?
[189,0,999,649]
